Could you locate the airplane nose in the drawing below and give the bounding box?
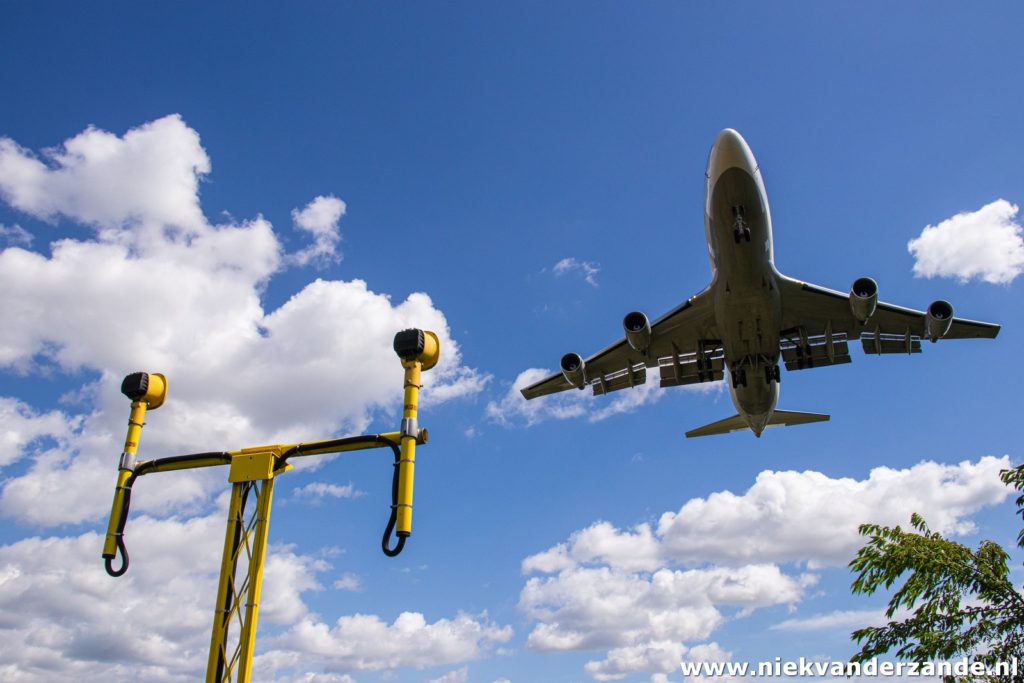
[706,128,758,184]
[715,128,745,152]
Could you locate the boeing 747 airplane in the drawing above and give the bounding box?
[521,129,1000,438]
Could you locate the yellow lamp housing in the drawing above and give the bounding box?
[120,372,168,409]
[393,329,440,370]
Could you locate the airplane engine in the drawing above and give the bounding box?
[623,311,652,353]
[560,352,587,389]
[925,300,953,341]
[849,277,878,323]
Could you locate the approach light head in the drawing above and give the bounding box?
[120,372,168,409]
[393,329,440,370]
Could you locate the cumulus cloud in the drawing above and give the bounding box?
[521,565,809,652]
[907,199,1024,284]
[655,456,1012,567]
[289,195,346,266]
[0,507,327,682]
[0,115,210,232]
[584,641,687,681]
[0,116,487,527]
[0,397,80,467]
[552,257,600,286]
[521,456,1011,574]
[259,611,512,675]
[487,367,712,428]
[518,457,1012,680]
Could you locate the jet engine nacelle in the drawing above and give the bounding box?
[560,352,587,389]
[849,277,878,323]
[925,300,953,342]
[623,311,652,353]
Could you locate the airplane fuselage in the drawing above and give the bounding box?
[704,130,782,435]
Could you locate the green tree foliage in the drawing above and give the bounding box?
[848,465,1024,682]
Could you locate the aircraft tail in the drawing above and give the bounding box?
[685,410,830,438]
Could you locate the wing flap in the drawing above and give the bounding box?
[780,335,852,371]
[658,354,725,387]
[861,332,922,355]
[592,364,648,396]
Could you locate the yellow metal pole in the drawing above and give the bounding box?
[235,478,275,683]
[206,481,248,683]
[396,361,421,537]
[101,400,147,557]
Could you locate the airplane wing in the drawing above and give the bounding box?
[521,288,721,399]
[775,276,999,370]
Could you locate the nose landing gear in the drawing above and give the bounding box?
[732,205,751,243]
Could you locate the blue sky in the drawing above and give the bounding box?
[1,4,1022,682]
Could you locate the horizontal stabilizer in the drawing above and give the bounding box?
[685,414,748,438]
[769,409,830,428]
[685,409,830,438]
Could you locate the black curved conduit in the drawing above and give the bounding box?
[103,451,232,577]
[280,434,407,557]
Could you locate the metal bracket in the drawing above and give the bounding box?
[400,417,418,439]
[118,451,137,472]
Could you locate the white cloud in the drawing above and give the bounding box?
[293,481,365,500]
[521,457,1012,574]
[520,565,807,652]
[771,608,889,633]
[0,115,210,232]
[332,573,362,592]
[0,116,487,527]
[655,456,1012,568]
[0,223,32,247]
[522,521,661,574]
[289,195,346,266]
[584,640,687,681]
[428,666,469,683]
[0,397,80,467]
[553,256,600,286]
[907,199,1024,284]
[260,611,512,674]
[518,457,1012,680]
[0,508,327,682]
[486,367,685,427]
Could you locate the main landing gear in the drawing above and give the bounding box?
[764,364,780,384]
[732,205,751,243]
